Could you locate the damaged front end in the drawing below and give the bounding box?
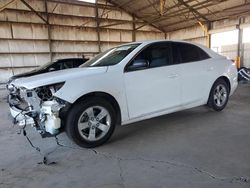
[7,82,66,137]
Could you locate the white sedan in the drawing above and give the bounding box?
[7,40,238,148]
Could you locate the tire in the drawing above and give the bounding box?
[207,78,229,111]
[66,97,116,148]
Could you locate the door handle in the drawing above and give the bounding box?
[168,74,178,79]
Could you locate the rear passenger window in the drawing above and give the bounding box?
[173,42,210,63]
[171,43,181,64]
[198,48,210,60]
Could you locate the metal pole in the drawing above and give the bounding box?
[237,17,244,68]
[207,22,211,48]
[132,15,136,42]
[45,0,52,62]
[198,21,210,48]
[95,0,101,53]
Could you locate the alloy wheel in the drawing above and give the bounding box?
[77,106,111,141]
[213,84,228,107]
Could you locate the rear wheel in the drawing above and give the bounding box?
[66,97,116,148]
[208,79,229,111]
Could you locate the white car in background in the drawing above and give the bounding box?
[7,40,238,148]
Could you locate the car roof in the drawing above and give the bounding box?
[120,39,204,46]
[117,40,222,59]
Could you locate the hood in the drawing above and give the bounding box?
[11,67,108,89]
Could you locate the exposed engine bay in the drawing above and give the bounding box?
[7,82,66,137]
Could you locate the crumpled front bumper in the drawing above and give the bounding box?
[8,89,64,137]
[9,105,35,127]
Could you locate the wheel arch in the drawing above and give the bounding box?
[216,76,231,93]
[207,76,231,105]
[74,91,122,125]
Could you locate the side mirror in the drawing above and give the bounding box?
[128,59,148,71]
[48,67,55,72]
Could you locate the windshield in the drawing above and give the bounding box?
[81,43,141,67]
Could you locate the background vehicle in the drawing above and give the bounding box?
[7,40,238,148]
[8,57,88,82]
[238,67,250,81]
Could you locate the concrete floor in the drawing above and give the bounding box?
[0,83,250,188]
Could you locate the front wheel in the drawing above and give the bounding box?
[208,79,229,111]
[66,97,116,148]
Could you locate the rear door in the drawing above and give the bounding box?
[172,42,212,106]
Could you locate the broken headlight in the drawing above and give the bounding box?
[7,84,18,94]
[35,82,65,101]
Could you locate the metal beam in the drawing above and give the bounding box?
[99,0,136,19]
[133,0,190,13]
[161,1,247,31]
[0,0,19,12]
[108,0,165,33]
[0,38,126,43]
[164,7,250,33]
[49,0,119,10]
[157,0,218,25]
[4,7,143,25]
[160,0,166,16]
[133,0,158,12]
[20,0,48,24]
[207,22,211,48]
[177,0,209,22]
[110,0,136,8]
[134,0,195,21]
[135,0,207,30]
[0,51,99,55]
[0,20,164,34]
[198,21,211,48]
[100,20,133,28]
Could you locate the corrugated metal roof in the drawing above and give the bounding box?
[109,0,250,32]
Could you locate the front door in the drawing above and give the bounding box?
[123,42,182,119]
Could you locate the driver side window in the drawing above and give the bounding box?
[128,42,172,71]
